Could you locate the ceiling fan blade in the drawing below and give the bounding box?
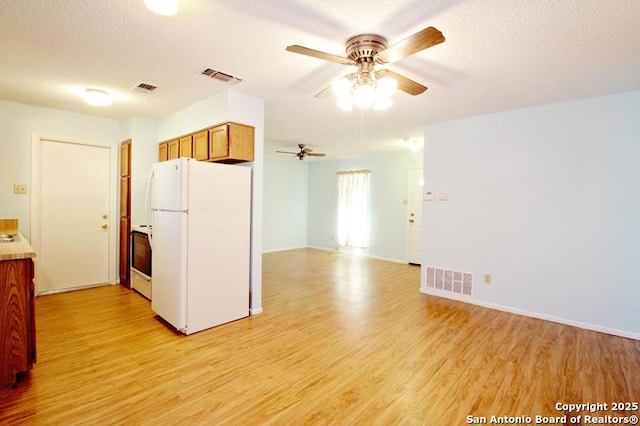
[315,85,333,98]
[308,153,326,157]
[376,69,427,95]
[315,72,357,98]
[275,150,298,154]
[286,45,354,65]
[376,26,445,64]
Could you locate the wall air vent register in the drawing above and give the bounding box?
[426,267,472,296]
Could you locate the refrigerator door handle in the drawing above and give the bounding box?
[145,166,155,249]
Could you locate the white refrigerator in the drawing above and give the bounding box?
[148,157,251,335]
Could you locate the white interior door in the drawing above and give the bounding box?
[407,168,423,265]
[36,139,112,293]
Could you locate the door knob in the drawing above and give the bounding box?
[102,224,108,229]
[409,219,415,223]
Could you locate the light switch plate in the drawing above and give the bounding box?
[423,191,435,201]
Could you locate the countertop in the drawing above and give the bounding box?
[0,232,36,261]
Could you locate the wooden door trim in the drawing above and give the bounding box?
[30,134,119,295]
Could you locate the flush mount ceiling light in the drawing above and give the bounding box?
[402,137,423,152]
[84,89,111,106]
[144,0,178,16]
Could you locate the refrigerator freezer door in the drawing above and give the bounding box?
[184,161,251,334]
[152,158,188,212]
[151,210,188,331]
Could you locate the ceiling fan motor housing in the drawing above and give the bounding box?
[345,34,388,64]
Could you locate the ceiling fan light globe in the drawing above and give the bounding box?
[144,0,178,16]
[332,77,352,98]
[336,98,353,111]
[374,98,393,111]
[377,76,398,97]
[353,83,376,109]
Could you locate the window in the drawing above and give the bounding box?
[337,169,370,248]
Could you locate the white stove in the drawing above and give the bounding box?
[131,225,152,300]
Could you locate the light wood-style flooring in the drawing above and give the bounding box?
[1,248,639,425]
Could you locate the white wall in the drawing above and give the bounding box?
[123,117,158,226]
[0,99,124,240]
[307,150,423,262]
[421,90,640,338]
[262,154,308,252]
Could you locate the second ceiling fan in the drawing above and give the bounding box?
[276,144,326,161]
[286,26,445,109]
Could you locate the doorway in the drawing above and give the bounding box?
[407,168,423,265]
[31,137,117,294]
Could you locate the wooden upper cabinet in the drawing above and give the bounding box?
[209,122,254,163]
[158,121,254,164]
[167,139,179,160]
[158,142,168,162]
[193,130,209,161]
[179,135,193,158]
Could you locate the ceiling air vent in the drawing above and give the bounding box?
[201,68,242,84]
[131,83,158,93]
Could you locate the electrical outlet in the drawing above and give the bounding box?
[483,273,492,284]
[13,184,27,194]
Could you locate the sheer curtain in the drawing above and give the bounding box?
[337,169,370,248]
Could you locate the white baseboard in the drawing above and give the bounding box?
[262,245,308,254]
[305,245,407,264]
[249,307,263,315]
[420,287,640,341]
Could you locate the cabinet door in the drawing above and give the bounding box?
[193,130,209,161]
[0,260,30,387]
[179,135,193,158]
[209,124,229,160]
[27,260,35,364]
[228,123,255,162]
[168,139,179,160]
[158,142,168,162]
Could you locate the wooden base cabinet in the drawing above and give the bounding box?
[0,258,36,389]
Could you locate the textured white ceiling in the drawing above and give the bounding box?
[1,0,639,159]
